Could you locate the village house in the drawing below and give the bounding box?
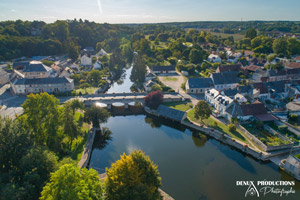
[234,93,248,104]
[211,71,239,90]
[14,61,53,78]
[225,101,277,122]
[185,78,214,94]
[208,54,221,63]
[205,89,233,118]
[80,54,92,66]
[251,82,270,101]
[143,80,156,92]
[286,62,300,69]
[93,61,102,70]
[11,77,74,95]
[152,65,176,74]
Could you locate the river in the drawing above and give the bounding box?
[89,66,300,200]
[106,66,133,93]
[89,115,299,200]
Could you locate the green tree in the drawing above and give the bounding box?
[273,38,288,56]
[84,105,110,127]
[194,100,212,122]
[130,53,146,83]
[151,84,162,92]
[245,28,257,39]
[40,164,104,200]
[62,103,80,148]
[20,93,61,150]
[69,99,84,115]
[189,48,204,64]
[106,150,162,200]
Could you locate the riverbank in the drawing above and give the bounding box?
[144,106,300,163]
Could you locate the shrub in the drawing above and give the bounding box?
[278,125,288,132]
[228,123,236,132]
[290,114,298,121]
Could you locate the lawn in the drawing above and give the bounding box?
[75,87,98,95]
[162,101,193,111]
[163,77,178,82]
[211,32,244,41]
[295,154,300,160]
[70,111,92,162]
[187,109,249,144]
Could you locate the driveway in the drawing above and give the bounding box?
[158,74,203,105]
[158,74,185,93]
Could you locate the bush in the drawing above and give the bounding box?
[260,138,267,144]
[278,125,288,132]
[228,123,236,132]
[290,114,298,121]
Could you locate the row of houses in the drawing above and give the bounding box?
[186,71,239,94]
[204,88,277,122]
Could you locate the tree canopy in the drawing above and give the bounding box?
[40,164,104,200]
[194,100,212,122]
[106,150,162,200]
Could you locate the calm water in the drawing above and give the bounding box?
[89,115,300,200]
[106,66,133,93]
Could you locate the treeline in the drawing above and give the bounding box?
[0,19,134,61]
[158,21,300,34]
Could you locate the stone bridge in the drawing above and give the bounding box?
[77,92,185,109]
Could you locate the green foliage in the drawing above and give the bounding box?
[20,93,61,150]
[278,125,288,132]
[189,48,204,64]
[130,53,146,83]
[151,84,163,92]
[40,164,104,200]
[42,60,54,66]
[84,105,110,128]
[245,28,257,39]
[273,38,288,56]
[194,100,212,121]
[0,118,58,200]
[106,150,162,200]
[228,124,236,132]
[290,114,298,121]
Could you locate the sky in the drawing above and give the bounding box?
[0,0,300,23]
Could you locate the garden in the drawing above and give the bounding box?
[242,121,290,146]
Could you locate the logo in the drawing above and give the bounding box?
[236,180,296,197]
[245,182,260,197]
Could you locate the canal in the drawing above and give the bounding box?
[89,115,300,200]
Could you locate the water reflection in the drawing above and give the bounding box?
[106,65,133,93]
[93,127,112,150]
[192,132,208,148]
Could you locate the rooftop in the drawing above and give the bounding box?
[157,105,186,122]
[211,71,239,85]
[14,77,73,85]
[187,78,213,89]
[23,61,52,73]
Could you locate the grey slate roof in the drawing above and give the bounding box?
[157,105,186,122]
[187,78,213,89]
[23,63,51,73]
[223,88,238,97]
[211,72,239,85]
[14,77,72,85]
[152,65,175,72]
